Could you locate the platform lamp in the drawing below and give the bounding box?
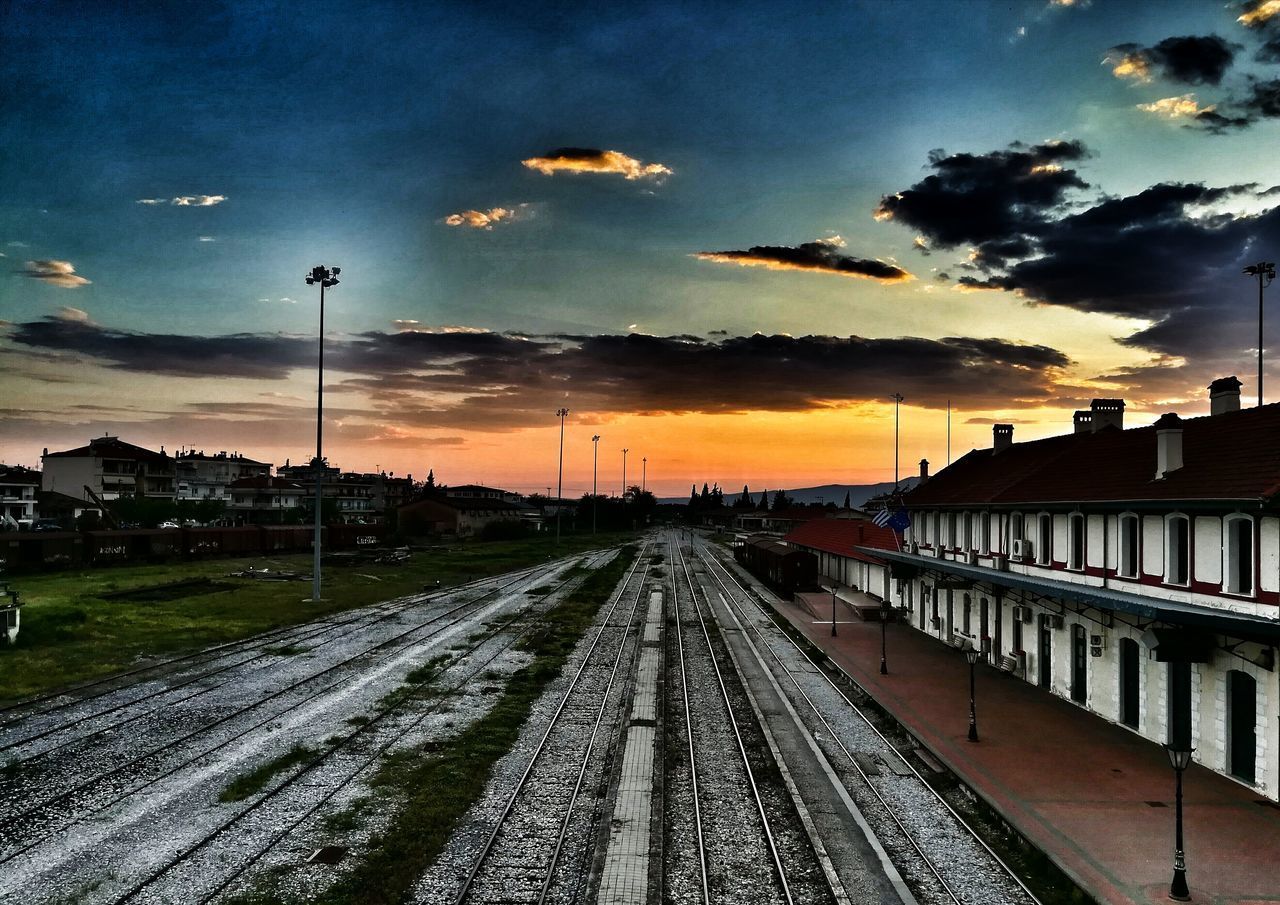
[830,581,838,637]
[880,598,890,675]
[1164,743,1195,901]
[621,448,628,498]
[964,642,980,742]
[304,264,339,602]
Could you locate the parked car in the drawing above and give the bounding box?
[158,521,181,529]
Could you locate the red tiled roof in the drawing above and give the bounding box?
[783,519,901,563]
[908,402,1280,507]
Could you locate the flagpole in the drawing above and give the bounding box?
[947,399,951,466]
[891,392,904,488]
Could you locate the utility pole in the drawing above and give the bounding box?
[1245,262,1275,405]
[591,434,600,534]
[891,393,904,487]
[642,457,647,493]
[304,265,339,602]
[622,448,628,497]
[555,409,568,545]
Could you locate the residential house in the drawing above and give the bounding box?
[227,476,307,524]
[175,450,271,502]
[41,437,175,502]
[398,495,527,538]
[0,466,40,528]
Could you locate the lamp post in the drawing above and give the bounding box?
[965,643,980,742]
[1244,261,1276,406]
[891,392,904,487]
[621,448,628,497]
[1164,743,1194,901]
[831,582,838,637]
[555,408,569,545]
[880,599,890,675]
[591,434,600,535]
[642,456,647,493]
[304,264,339,602]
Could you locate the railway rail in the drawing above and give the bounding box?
[693,537,1041,905]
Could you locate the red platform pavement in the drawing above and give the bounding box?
[770,597,1280,905]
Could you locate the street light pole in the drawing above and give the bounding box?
[1165,744,1194,901]
[305,265,339,602]
[622,448,628,497]
[880,599,889,675]
[642,456,647,493]
[891,392,904,487]
[591,434,600,535]
[831,582,838,637]
[555,408,568,546]
[1244,262,1275,406]
[965,645,980,742]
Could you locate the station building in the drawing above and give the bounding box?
[864,381,1280,800]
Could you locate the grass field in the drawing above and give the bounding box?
[0,531,639,704]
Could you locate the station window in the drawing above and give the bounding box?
[1037,514,1052,565]
[979,512,991,554]
[1225,515,1254,596]
[1166,515,1189,586]
[1119,514,1140,578]
[1068,513,1085,571]
[948,512,958,549]
[963,512,973,550]
[1009,512,1024,555]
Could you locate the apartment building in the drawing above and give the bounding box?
[42,437,175,502]
[175,451,271,501]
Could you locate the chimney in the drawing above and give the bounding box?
[1154,413,1184,479]
[993,424,1013,453]
[1209,375,1242,415]
[919,459,930,485]
[1090,398,1125,432]
[1073,410,1093,434]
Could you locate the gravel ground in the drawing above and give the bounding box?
[693,538,1038,905]
[0,552,611,905]
[665,534,837,905]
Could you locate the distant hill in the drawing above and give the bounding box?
[659,477,920,507]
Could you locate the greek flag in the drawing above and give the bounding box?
[872,508,892,527]
[874,507,911,530]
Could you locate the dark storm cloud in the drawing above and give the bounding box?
[873,140,1089,262]
[3,317,1072,429]
[8,314,314,378]
[694,239,911,283]
[1107,36,1237,86]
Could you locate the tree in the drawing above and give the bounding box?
[771,489,791,512]
[425,469,436,491]
[843,490,851,509]
[757,489,768,510]
[688,484,699,509]
[733,484,753,509]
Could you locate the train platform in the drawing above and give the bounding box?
[769,596,1280,905]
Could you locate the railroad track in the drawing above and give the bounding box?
[0,553,598,886]
[0,557,562,745]
[668,536,835,905]
[104,548,626,904]
[435,539,652,905]
[693,538,1042,905]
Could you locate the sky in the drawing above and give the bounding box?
[6,0,1280,497]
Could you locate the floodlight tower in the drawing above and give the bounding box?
[305,264,340,602]
[1244,261,1276,405]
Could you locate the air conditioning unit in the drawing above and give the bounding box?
[1089,632,1107,657]
[1012,539,1033,560]
[1012,604,1033,623]
[909,541,920,555]
[1042,613,1064,630]
[991,553,1009,572]
[966,549,979,565]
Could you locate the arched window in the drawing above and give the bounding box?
[1009,512,1024,557]
[1037,513,1052,565]
[979,512,991,554]
[962,593,972,634]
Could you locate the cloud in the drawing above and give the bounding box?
[874,140,1089,265]
[1138,94,1215,118]
[54,306,91,323]
[136,195,228,206]
[198,236,216,242]
[442,204,529,229]
[1105,36,1236,86]
[5,316,1072,427]
[522,148,672,181]
[695,238,912,283]
[1239,0,1280,29]
[18,259,91,288]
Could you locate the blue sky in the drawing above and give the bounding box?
[4,0,1280,493]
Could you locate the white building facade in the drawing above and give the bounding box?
[875,387,1280,800]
